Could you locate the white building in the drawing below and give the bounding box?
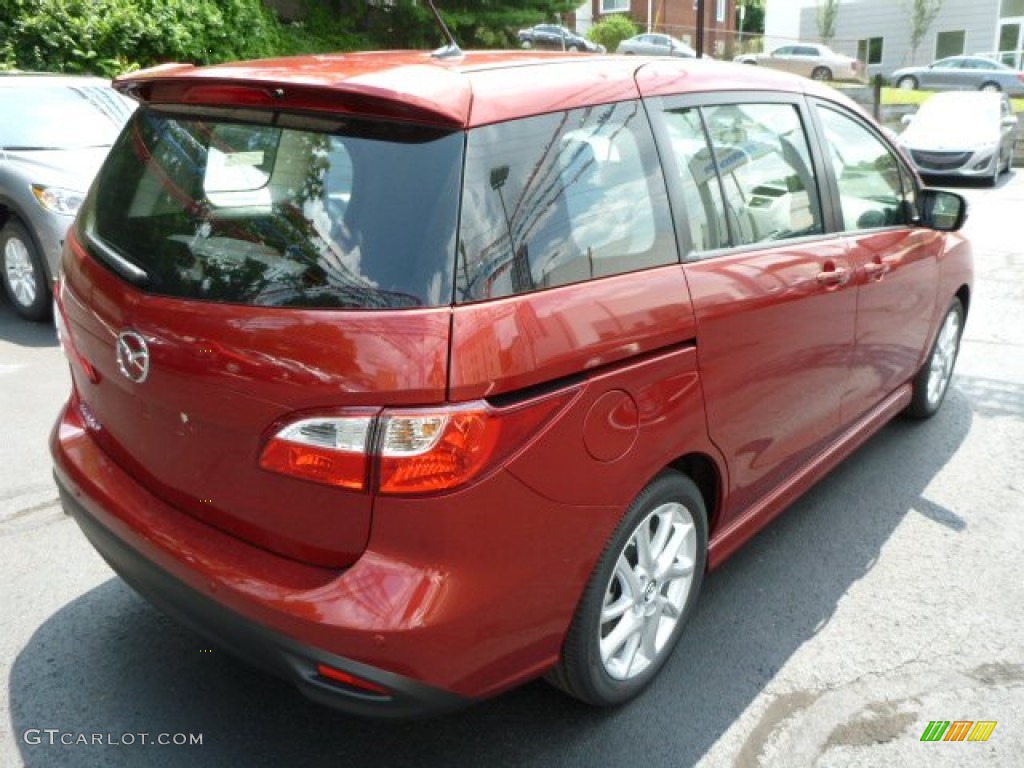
[765,0,1024,76]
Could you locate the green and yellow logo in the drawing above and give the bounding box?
[920,720,997,742]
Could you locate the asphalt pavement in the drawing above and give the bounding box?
[1,174,1022,768]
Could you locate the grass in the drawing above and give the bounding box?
[881,86,1024,113]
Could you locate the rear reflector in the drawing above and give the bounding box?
[315,664,390,696]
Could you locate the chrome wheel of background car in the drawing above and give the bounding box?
[0,220,50,321]
[546,471,708,705]
[980,82,1001,92]
[898,76,918,90]
[906,298,964,419]
[811,66,832,81]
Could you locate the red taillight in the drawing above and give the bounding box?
[259,414,374,490]
[259,392,573,495]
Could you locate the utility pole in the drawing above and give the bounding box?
[695,0,706,57]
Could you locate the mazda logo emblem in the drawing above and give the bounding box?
[116,331,150,383]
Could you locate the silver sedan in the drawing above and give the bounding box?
[617,34,696,57]
[891,56,1024,97]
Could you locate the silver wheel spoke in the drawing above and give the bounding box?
[601,611,640,665]
[660,596,681,619]
[654,518,693,580]
[601,592,633,623]
[640,604,662,661]
[636,521,655,571]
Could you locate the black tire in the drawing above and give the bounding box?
[811,66,832,81]
[897,76,918,90]
[1,220,51,322]
[980,81,1001,93]
[906,298,964,419]
[546,470,708,706]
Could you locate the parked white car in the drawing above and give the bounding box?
[734,43,861,82]
[898,91,1018,185]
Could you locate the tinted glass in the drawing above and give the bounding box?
[0,84,133,149]
[699,103,823,247]
[662,108,730,253]
[85,108,461,309]
[457,101,676,302]
[817,107,911,230]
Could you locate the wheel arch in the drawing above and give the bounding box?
[668,452,722,537]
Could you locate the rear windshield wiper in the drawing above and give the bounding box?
[85,231,150,285]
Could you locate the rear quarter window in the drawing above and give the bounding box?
[456,101,677,303]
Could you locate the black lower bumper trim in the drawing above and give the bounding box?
[58,479,470,719]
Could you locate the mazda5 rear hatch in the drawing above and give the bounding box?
[60,105,462,566]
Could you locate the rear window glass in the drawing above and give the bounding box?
[84,107,462,309]
[456,101,676,303]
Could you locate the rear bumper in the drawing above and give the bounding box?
[58,478,467,718]
[51,402,473,718]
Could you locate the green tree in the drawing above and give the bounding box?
[904,0,943,64]
[816,0,840,46]
[0,0,281,76]
[328,0,581,50]
[587,14,638,54]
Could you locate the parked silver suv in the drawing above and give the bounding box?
[0,75,134,320]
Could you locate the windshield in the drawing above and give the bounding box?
[907,97,1000,141]
[0,84,133,149]
[83,107,462,309]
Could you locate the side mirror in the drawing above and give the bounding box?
[919,188,967,232]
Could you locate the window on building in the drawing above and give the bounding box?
[935,30,967,59]
[1000,0,1024,18]
[716,0,727,23]
[857,37,884,65]
[601,0,629,12]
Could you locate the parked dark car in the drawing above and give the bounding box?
[0,75,134,320]
[898,91,1018,184]
[53,52,971,718]
[517,23,604,53]
[892,55,1024,97]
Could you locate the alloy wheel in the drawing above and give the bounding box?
[599,501,697,681]
[926,306,961,409]
[3,236,37,309]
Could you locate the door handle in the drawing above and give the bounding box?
[863,258,890,281]
[816,267,850,286]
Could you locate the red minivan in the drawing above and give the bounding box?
[51,50,972,717]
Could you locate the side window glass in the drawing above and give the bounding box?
[701,103,824,246]
[457,101,675,302]
[817,107,911,231]
[663,108,729,253]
